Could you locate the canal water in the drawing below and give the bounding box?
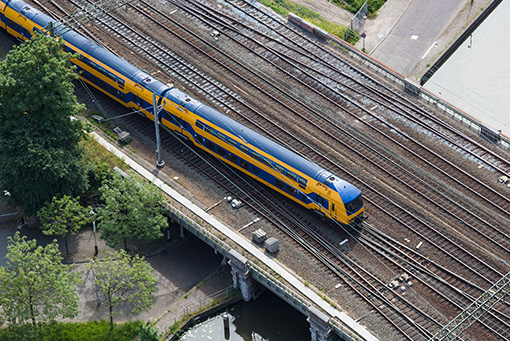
[178,290,311,341]
[179,4,510,341]
[425,1,510,135]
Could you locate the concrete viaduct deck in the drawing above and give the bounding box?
[90,131,378,341]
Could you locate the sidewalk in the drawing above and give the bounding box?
[0,200,233,334]
[290,0,494,81]
[355,0,493,80]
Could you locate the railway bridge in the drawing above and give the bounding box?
[93,132,378,341]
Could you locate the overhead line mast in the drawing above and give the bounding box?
[44,0,136,36]
[431,271,510,340]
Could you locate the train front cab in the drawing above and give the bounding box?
[325,181,365,225]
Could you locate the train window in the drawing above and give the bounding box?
[89,74,98,84]
[274,164,285,174]
[117,78,125,87]
[345,195,363,214]
[196,121,204,130]
[251,165,260,175]
[286,171,298,182]
[107,72,117,81]
[286,186,297,197]
[227,139,237,148]
[239,158,250,170]
[217,147,226,158]
[97,65,108,75]
[204,125,215,135]
[228,153,237,164]
[98,79,107,89]
[298,177,307,188]
[332,203,335,212]
[86,59,96,69]
[118,92,126,102]
[251,151,261,160]
[107,85,116,95]
[205,139,215,151]
[316,195,328,208]
[216,132,227,141]
[275,179,285,190]
[262,157,273,167]
[239,144,250,154]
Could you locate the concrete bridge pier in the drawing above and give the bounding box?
[308,306,333,341]
[228,249,255,302]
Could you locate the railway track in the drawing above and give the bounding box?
[25,0,510,339]
[173,0,510,198]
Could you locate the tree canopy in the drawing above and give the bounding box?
[0,232,82,326]
[87,250,158,330]
[97,171,168,249]
[37,195,92,255]
[0,33,88,216]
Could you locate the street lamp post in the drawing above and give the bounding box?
[89,260,101,308]
[90,209,98,257]
[362,15,367,53]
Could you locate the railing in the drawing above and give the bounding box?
[328,34,510,152]
[161,285,236,335]
[163,203,368,340]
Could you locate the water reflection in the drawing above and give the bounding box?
[426,1,510,134]
[179,290,310,341]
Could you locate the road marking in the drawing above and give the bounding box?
[422,41,437,59]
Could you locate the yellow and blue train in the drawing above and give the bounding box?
[1,0,365,225]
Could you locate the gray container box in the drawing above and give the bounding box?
[265,237,279,254]
[252,229,267,244]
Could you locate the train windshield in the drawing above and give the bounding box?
[345,194,363,215]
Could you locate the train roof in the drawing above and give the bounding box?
[7,0,360,201]
[7,0,164,89]
[190,101,361,201]
[176,93,324,178]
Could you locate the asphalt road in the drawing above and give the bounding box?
[370,0,465,76]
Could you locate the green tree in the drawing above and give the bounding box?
[138,321,161,341]
[0,33,88,219]
[97,171,168,250]
[87,250,158,330]
[0,232,82,326]
[37,195,92,256]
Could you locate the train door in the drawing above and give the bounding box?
[134,95,141,110]
[331,201,337,221]
[316,194,328,217]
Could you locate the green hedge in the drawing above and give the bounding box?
[0,320,142,341]
[257,0,360,44]
[330,0,386,15]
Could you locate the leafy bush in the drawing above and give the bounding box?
[256,0,358,43]
[329,0,386,15]
[0,320,142,341]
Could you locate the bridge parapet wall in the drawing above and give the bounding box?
[164,203,367,341]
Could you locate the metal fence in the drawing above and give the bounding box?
[350,1,367,32]
[162,286,236,335]
[327,34,510,152]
